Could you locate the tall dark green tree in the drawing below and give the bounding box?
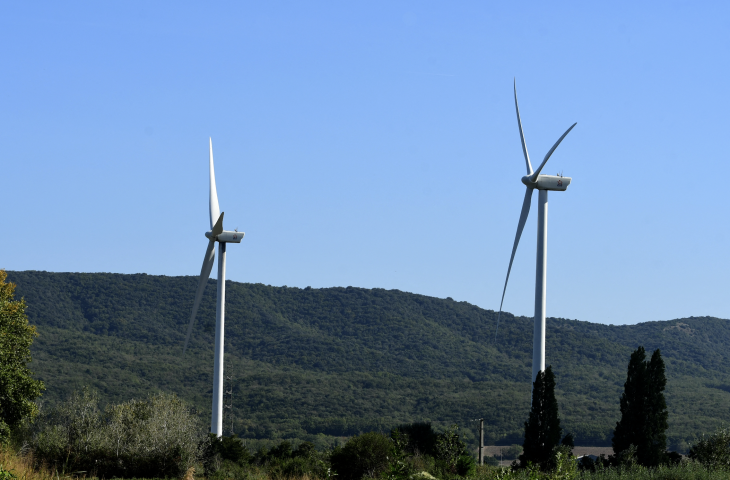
[0,270,45,441]
[612,346,668,466]
[520,366,562,468]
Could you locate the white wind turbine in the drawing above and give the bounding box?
[496,81,577,385]
[183,138,244,436]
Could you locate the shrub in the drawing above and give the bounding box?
[393,422,438,456]
[26,388,205,478]
[205,434,251,475]
[435,424,471,476]
[456,454,477,476]
[503,445,523,460]
[689,427,730,468]
[546,445,576,479]
[330,432,393,480]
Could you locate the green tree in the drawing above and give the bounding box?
[520,366,562,469]
[612,346,668,466]
[29,389,204,478]
[0,270,44,441]
[434,424,473,476]
[330,432,393,480]
[689,427,730,468]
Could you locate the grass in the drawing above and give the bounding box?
[472,462,730,480]
[5,445,730,480]
[0,446,54,480]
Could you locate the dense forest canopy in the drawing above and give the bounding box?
[7,270,730,452]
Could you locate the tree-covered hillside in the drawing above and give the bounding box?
[7,270,730,452]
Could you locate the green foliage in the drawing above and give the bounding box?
[546,445,577,479]
[0,465,17,480]
[238,439,331,480]
[384,429,415,480]
[0,270,44,442]
[521,367,562,469]
[688,427,730,468]
[330,431,394,480]
[393,422,438,456]
[502,445,523,460]
[613,347,668,466]
[435,424,470,475]
[24,388,205,478]
[7,270,730,450]
[456,454,478,477]
[474,461,730,479]
[205,434,252,474]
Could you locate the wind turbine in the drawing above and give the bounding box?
[183,138,244,436]
[496,81,577,385]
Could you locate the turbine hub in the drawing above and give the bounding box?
[521,175,536,187]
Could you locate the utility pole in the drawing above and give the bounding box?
[472,418,484,465]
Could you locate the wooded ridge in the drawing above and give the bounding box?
[7,270,730,452]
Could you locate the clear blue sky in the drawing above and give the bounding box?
[2,1,728,325]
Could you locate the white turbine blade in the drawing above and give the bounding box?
[514,79,533,175]
[495,187,533,340]
[529,123,577,182]
[209,138,221,230]
[212,212,224,237]
[183,239,216,356]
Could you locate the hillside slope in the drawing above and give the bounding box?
[7,270,730,451]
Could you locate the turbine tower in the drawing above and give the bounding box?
[496,81,577,384]
[184,138,244,436]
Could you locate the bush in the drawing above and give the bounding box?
[435,424,471,476]
[25,388,205,478]
[503,445,523,460]
[689,427,730,468]
[546,445,576,479]
[484,455,499,467]
[241,439,331,480]
[393,422,438,456]
[456,454,477,476]
[205,434,251,474]
[330,432,393,480]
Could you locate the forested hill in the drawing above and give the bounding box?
[7,270,730,452]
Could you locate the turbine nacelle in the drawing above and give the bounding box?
[205,230,245,243]
[521,174,572,191]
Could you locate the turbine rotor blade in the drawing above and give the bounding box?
[529,123,577,182]
[514,79,533,175]
[209,138,221,230]
[495,187,533,340]
[212,212,224,237]
[183,239,216,356]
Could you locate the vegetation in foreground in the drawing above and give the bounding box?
[5,387,730,480]
[6,429,730,480]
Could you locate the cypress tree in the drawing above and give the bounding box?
[520,366,562,468]
[612,346,668,466]
[613,347,647,456]
[644,349,668,465]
